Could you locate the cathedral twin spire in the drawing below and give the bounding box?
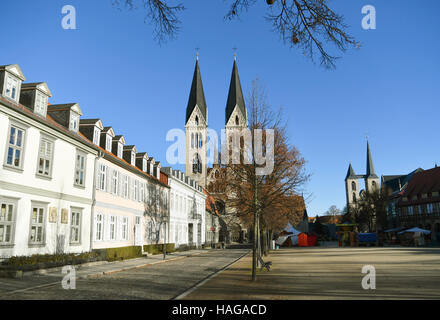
[185,58,247,126]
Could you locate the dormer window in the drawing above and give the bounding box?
[5,75,19,100]
[106,135,112,152]
[117,143,123,158]
[143,159,147,172]
[93,127,101,145]
[35,92,48,116]
[70,113,79,132]
[131,152,135,166]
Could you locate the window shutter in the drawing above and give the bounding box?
[106,167,111,193]
[96,165,100,190]
[93,213,98,241]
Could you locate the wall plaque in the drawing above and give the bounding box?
[49,207,58,223]
[61,208,69,224]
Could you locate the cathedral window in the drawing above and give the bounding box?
[195,116,199,126]
[199,133,203,148]
[191,133,194,148]
[193,153,202,174]
[353,193,356,202]
[351,181,356,191]
[235,115,239,125]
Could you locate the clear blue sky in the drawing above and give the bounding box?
[2,0,439,216]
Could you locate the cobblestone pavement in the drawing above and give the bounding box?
[0,249,249,300]
[185,246,440,300]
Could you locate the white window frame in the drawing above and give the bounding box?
[131,152,135,165]
[74,150,87,187]
[124,175,129,199]
[99,164,107,191]
[134,180,139,202]
[69,113,80,132]
[93,127,101,145]
[70,208,82,244]
[4,74,19,101]
[106,135,112,152]
[4,122,26,170]
[112,170,119,195]
[29,203,46,245]
[109,215,116,241]
[0,199,16,246]
[117,143,123,158]
[35,91,47,116]
[36,136,54,178]
[140,183,145,202]
[95,213,103,241]
[121,217,128,241]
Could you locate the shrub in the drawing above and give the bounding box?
[143,243,175,255]
[95,246,143,262]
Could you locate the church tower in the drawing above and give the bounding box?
[364,140,379,193]
[225,58,248,132]
[185,58,208,187]
[345,163,359,208]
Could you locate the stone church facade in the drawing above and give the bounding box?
[184,57,249,244]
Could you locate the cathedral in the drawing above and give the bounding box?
[344,140,380,212]
[184,56,249,243]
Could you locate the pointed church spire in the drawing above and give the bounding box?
[366,140,378,178]
[225,59,246,125]
[186,59,207,125]
[345,163,357,180]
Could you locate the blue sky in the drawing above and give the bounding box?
[1,0,439,216]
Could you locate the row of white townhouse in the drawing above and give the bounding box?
[0,64,208,259]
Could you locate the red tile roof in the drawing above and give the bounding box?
[400,167,440,204]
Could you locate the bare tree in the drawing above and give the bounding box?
[210,78,309,280]
[143,182,169,245]
[112,0,357,68]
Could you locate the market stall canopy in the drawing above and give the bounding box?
[398,227,431,235]
[384,227,406,233]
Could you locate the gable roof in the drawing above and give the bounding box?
[225,60,246,125]
[185,59,207,125]
[0,64,26,81]
[402,167,440,198]
[21,82,52,97]
[48,103,83,116]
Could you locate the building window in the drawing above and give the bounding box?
[122,217,128,241]
[199,133,203,148]
[124,176,129,198]
[143,159,147,172]
[191,133,194,148]
[5,75,19,101]
[95,213,103,241]
[131,152,135,165]
[29,205,46,244]
[352,192,356,202]
[93,127,101,145]
[0,201,15,245]
[106,135,112,152]
[5,125,25,168]
[117,143,123,158]
[109,216,116,240]
[351,181,356,191]
[70,209,81,244]
[235,115,239,125]
[408,206,414,215]
[195,116,199,126]
[35,92,47,115]
[37,137,53,177]
[372,181,377,190]
[427,203,434,214]
[134,180,139,201]
[112,170,119,194]
[75,151,86,186]
[70,113,79,132]
[140,183,145,202]
[99,164,107,191]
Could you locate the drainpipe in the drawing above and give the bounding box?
[90,150,104,252]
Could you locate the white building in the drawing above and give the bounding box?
[162,167,206,248]
[79,121,170,251]
[0,64,99,258]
